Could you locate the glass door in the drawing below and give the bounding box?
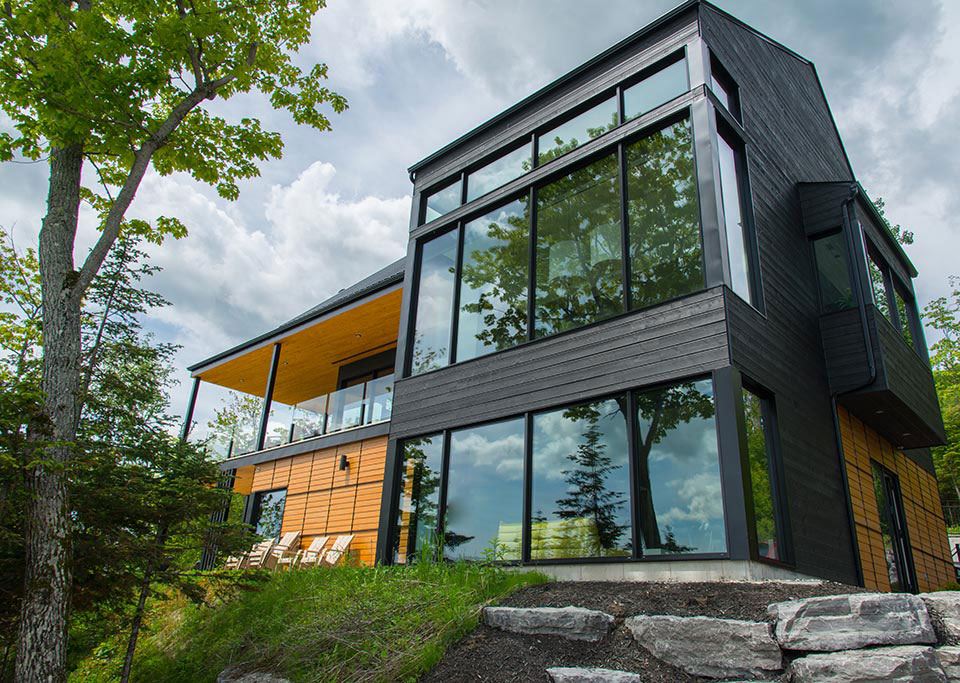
[871,462,917,593]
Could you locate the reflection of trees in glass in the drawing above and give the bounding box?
[635,381,716,553]
[410,332,446,376]
[538,110,619,165]
[204,391,263,457]
[411,230,458,374]
[554,410,627,552]
[535,152,624,337]
[394,436,442,563]
[867,254,890,321]
[743,390,777,559]
[894,289,914,348]
[255,490,286,540]
[626,120,702,308]
[457,200,530,359]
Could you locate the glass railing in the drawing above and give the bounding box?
[188,389,265,460]
[229,374,394,456]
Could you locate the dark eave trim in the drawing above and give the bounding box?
[216,420,391,471]
[406,0,700,175]
[188,278,403,375]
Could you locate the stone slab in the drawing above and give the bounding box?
[789,646,946,682]
[768,592,936,651]
[625,614,782,679]
[546,667,642,682]
[217,668,290,683]
[923,593,960,640]
[937,646,960,681]
[483,606,614,642]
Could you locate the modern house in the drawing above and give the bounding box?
[182,0,952,592]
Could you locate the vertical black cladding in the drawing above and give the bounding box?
[700,4,858,584]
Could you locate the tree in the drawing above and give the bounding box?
[0,2,345,678]
[925,277,960,510]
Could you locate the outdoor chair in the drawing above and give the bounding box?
[245,540,276,570]
[269,531,302,570]
[223,553,246,570]
[321,534,354,567]
[288,535,329,569]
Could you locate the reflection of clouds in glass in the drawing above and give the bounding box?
[650,423,718,464]
[450,428,525,481]
[658,471,724,527]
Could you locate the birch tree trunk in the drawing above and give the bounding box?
[16,143,85,683]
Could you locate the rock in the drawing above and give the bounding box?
[789,646,946,682]
[922,593,960,640]
[216,667,290,683]
[625,614,782,679]
[768,592,936,651]
[483,606,614,642]
[546,667,642,682]
[937,646,960,681]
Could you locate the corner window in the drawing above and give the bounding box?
[709,55,741,121]
[423,178,462,224]
[716,125,760,307]
[865,245,890,322]
[741,388,787,562]
[893,284,916,350]
[812,231,855,313]
[393,435,443,564]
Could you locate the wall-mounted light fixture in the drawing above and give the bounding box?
[339,454,349,471]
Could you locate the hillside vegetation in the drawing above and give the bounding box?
[70,563,546,683]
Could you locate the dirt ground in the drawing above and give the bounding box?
[419,580,865,683]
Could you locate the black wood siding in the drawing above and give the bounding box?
[797,182,852,237]
[819,307,872,395]
[390,288,728,439]
[701,5,859,585]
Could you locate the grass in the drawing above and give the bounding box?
[69,561,548,683]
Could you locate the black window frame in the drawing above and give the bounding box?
[709,53,741,122]
[247,486,288,540]
[861,232,926,358]
[715,116,764,312]
[390,373,731,566]
[810,228,857,314]
[739,381,792,566]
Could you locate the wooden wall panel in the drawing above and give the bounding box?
[251,461,275,492]
[272,458,292,489]
[332,441,362,489]
[302,490,331,536]
[838,406,953,592]
[287,454,314,495]
[281,493,308,535]
[358,440,387,484]
[233,466,254,495]
[326,487,357,534]
[310,448,337,491]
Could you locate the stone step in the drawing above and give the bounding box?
[936,646,960,681]
[625,614,782,679]
[768,593,936,652]
[789,645,946,682]
[922,592,960,640]
[546,666,642,682]
[483,606,615,642]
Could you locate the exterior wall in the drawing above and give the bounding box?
[838,406,953,592]
[248,435,387,566]
[702,6,859,585]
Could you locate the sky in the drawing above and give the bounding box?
[1,0,958,419]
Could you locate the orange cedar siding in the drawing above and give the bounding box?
[237,434,389,566]
[837,406,953,593]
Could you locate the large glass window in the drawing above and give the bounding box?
[710,56,741,121]
[423,178,462,223]
[252,488,287,541]
[623,58,688,122]
[531,398,631,560]
[812,231,855,313]
[717,130,756,305]
[871,462,916,593]
[534,153,624,337]
[742,388,782,561]
[634,379,725,555]
[411,230,459,375]
[393,435,444,564]
[444,418,525,561]
[456,199,529,362]
[466,145,532,203]
[626,118,702,308]
[538,96,618,165]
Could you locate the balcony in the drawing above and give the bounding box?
[182,263,404,463]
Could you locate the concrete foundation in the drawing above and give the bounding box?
[516,560,822,583]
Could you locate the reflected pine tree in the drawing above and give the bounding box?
[743,392,776,553]
[554,408,628,553]
[394,436,442,562]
